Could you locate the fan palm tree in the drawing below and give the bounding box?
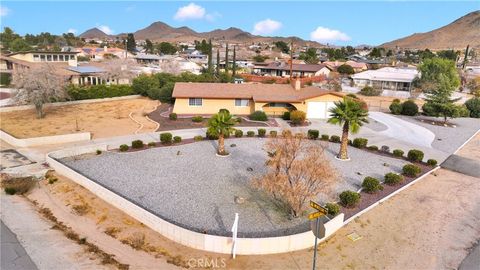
[207,109,237,155]
[327,97,369,160]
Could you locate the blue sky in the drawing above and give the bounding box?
[0,1,478,46]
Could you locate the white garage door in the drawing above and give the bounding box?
[307,102,336,119]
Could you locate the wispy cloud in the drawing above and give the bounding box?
[67,28,77,34]
[252,19,282,35]
[310,26,350,43]
[97,25,114,35]
[0,5,10,17]
[174,3,219,21]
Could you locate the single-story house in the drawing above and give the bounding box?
[351,67,419,93]
[172,81,344,118]
[252,62,332,78]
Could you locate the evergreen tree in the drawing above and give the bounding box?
[207,39,213,75]
[126,33,136,53]
[216,49,220,75]
[145,39,154,54]
[225,43,229,73]
[232,45,237,77]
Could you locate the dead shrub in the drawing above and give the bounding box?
[72,203,90,216]
[121,232,145,250]
[104,227,122,238]
[167,255,188,268]
[0,173,36,194]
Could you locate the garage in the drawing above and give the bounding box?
[306,101,336,119]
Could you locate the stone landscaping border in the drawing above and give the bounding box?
[0,129,91,147]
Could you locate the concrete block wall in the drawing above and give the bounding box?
[0,130,91,147]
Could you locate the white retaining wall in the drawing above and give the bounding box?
[1,130,91,147]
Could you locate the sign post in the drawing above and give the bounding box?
[231,213,239,259]
[308,201,327,270]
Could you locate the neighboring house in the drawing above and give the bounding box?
[253,62,332,78]
[172,81,344,118]
[324,60,368,73]
[351,67,419,95]
[68,66,106,85]
[134,53,162,65]
[77,46,129,60]
[6,51,78,65]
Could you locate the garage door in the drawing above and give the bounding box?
[307,102,336,119]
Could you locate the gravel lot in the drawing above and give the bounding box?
[61,138,408,237]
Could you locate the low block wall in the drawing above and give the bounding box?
[1,130,91,147]
[46,145,345,255]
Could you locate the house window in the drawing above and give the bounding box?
[235,99,249,107]
[53,55,58,61]
[40,55,46,61]
[189,98,202,106]
[46,55,52,61]
[33,55,40,61]
[59,55,64,61]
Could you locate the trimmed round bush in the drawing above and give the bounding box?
[465,97,480,118]
[250,111,268,121]
[330,135,341,143]
[4,187,16,195]
[427,159,438,167]
[362,177,383,193]
[290,110,306,125]
[96,149,102,155]
[246,131,255,137]
[384,172,404,185]
[169,113,177,120]
[160,132,173,144]
[119,144,129,152]
[235,130,243,137]
[307,129,319,140]
[359,86,381,96]
[325,203,340,216]
[421,102,437,116]
[401,100,419,116]
[393,149,404,157]
[389,101,403,115]
[131,140,144,149]
[173,136,182,143]
[402,164,422,177]
[321,134,329,141]
[282,111,291,120]
[192,116,203,123]
[339,190,361,208]
[381,145,390,153]
[407,149,424,162]
[352,138,368,148]
[258,128,266,137]
[269,130,277,137]
[193,135,203,141]
[367,145,379,151]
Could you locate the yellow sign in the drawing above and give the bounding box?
[309,201,328,214]
[308,211,325,220]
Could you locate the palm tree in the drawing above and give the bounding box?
[327,97,369,160]
[207,110,237,155]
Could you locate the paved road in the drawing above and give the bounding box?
[459,242,480,270]
[1,221,38,270]
[441,155,480,178]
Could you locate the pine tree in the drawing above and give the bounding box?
[207,39,213,74]
[216,49,220,75]
[232,45,237,77]
[225,43,229,73]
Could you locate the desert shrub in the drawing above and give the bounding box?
[48,177,58,184]
[359,86,381,96]
[290,110,306,125]
[362,177,383,193]
[346,93,358,98]
[169,113,177,120]
[96,149,102,155]
[258,128,266,137]
[367,145,379,151]
[235,116,242,123]
[194,135,203,141]
[392,149,404,157]
[352,138,368,148]
[160,133,172,144]
[465,97,480,118]
[407,149,424,162]
[427,159,438,167]
[147,142,156,147]
[119,144,129,152]
[235,130,243,137]
[131,140,144,149]
[250,111,268,121]
[270,130,277,137]
[325,203,340,216]
[307,129,319,140]
[282,111,291,120]
[173,136,182,143]
[402,164,422,177]
[330,135,341,143]
[339,190,361,208]
[321,134,329,141]
[192,116,203,123]
[384,172,404,185]
[389,101,403,115]
[401,100,419,116]
[246,131,255,137]
[4,187,16,195]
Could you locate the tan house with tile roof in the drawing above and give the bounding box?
[172,81,345,118]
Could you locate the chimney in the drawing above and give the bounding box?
[104,46,108,52]
[294,79,301,91]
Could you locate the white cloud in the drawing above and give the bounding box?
[67,28,77,34]
[0,5,10,17]
[252,19,282,35]
[174,3,206,21]
[310,26,350,43]
[98,25,114,35]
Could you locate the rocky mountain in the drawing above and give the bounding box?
[381,10,480,50]
[79,27,110,39]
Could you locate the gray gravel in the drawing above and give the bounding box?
[61,138,408,237]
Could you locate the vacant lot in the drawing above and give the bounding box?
[0,98,159,139]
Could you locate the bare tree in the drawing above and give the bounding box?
[12,63,68,118]
[99,58,138,84]
[159,60,181,74]
[252,131,337,218]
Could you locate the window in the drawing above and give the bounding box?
[235,99,249,107]
[189,98,202,106]
[53,55,58,61]
[33,55,40,62]
[40,55,46,61]
[59,55,64,61]
[46,55,52,61]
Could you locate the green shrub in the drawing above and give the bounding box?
[249,111,268,121]
[321,134,329,141]
[119,144,129,152]
[362,177,383,193]
[194,135,203,141]
[389,101,403,115]
[465,97,480,118]
[66,84,134,100]
[169,113,177,120]
[352,138,368,148]
[346,93,358,98]
[325,203,340,216]
[131,140,144,149]
[384,172,404,185]
[160,133,173,144]
[427,159,438,167]
[339,191,361,208]
[330,135,341,143]
[235,117,242,123]
[307,129,319,140]
[246,131,255,137]
[407,149,424,162]
[96,149,102,155]
[392,149,404,157]
[235,130,243,138]
[258,128,266,137]
[192,116,203,123]
[401,100,419,116]
[359,86,381,96]
[148,142,156,147]
[48,177,58,184]
[290,110,306,125]
[367,145,379,151]
[402,164,422,177]
[173,136,182,143]
[4,187,16,195]
[270,130,277,137]
[282,111,291,120]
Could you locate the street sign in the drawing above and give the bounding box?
[308,211,325,220]
[309,201,328,215]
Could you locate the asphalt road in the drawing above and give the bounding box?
[1,220,38,270]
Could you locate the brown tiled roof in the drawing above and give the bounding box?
[172,82,343,103]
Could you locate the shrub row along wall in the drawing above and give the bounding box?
[46,144,345,255]
[0,130,91,147]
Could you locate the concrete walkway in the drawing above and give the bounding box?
[459,242,480,270]
[441,155,480,178]
[1,221,38,270]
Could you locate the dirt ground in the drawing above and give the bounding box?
[0,98,159,139]
[359,95,425,112]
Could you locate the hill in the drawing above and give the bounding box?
[79,28,110,39]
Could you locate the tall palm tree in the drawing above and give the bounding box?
[207,110,237,155]
[327,97,369,160]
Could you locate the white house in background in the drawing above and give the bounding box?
[351,67,419,96]
[253,62,332,78]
